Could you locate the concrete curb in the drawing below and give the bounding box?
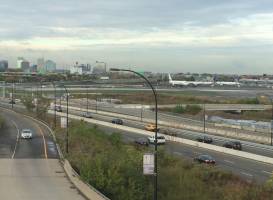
[50,110,273,165]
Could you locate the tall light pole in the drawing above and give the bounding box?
[62,85,69,154]
[262,94,273,146]
[86,86,89,113]
[11,82,14,109]
[203,104,206,133]
[110,68,158,200]
[52,82,57,128]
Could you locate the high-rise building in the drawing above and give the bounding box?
[0,60,8,72]
[17,57,30,72]
[92,61,107,74]
[70,62,91,75]
[37,58,45,73]
[17,57,25,69]
[45,60,56,72]
[21,61,30,72]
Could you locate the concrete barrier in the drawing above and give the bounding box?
[58,104,271,144]
[50,110,273,165]
[64,160,110,200]
[0,107,110,200]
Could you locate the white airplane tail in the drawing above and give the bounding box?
[168,74,173,82]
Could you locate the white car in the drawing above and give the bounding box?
[147,135,166,144]
[21,129,33,139]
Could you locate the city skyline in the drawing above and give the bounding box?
[1,0,273,74]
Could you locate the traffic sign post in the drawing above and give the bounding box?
[143,153,155,175]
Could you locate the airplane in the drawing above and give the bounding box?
[168,74,241,87]
[213,76,241,87]
[168,74,213,87]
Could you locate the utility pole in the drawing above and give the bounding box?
[203,104,206,133]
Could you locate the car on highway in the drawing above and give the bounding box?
[145,123,160,132]
[134,138,149,146]
[82,112,92,118]
[9,100,15,104]
[194,154,216,165]
[111,118,123,125]
[196,136,213,144]
[223,141,242,150]
[55,105,62,112]
[21,129,33,139]
[147,135,166,144]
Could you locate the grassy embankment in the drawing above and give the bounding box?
[55,120,273,200]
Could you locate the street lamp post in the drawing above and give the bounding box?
[86,87,89,113]
[262,94,273,146]
[203,104,206,133]
[62,85,69,154]
[110,68,158,200]
[11,82,14,109]
[52,82,57,128]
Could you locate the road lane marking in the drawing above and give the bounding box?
[35,124,48,159]
[241,172,253,177]
[262,170,273,175]
[11,120,20,159]
[224,160,234,164]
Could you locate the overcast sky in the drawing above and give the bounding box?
[1,0,273,74]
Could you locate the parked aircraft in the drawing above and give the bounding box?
[168,74,241,87]
[168,74,213,87]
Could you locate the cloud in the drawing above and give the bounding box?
[1,0,273,73]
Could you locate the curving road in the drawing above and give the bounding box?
[0,108,85,200]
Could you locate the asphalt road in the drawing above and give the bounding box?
[93,123,273,183]
[0,108,86,200]
[2,100,273,183]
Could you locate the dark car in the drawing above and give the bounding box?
[223,141,242,150]
[9,100,15,104]
[55,105,62,112]
[196,136,213,144]
[194,155,216,165]
[134,138,149,146]
[111,118,123,125]
[82,112,92,118]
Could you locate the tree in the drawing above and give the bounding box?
[21,95,35,112]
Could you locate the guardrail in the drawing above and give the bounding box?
[49,110,273,165]
[56,104,271,144]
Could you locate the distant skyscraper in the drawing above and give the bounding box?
[0,60,8,72]
[37,58,45,73]
[92,61,107,74]
[21,61,30,72]
[45,60,56,72]
[17,57,25,69]
[17,57,30,72]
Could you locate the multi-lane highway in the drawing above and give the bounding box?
[0,108,86,200]
[2,99,273,184]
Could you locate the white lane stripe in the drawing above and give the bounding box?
[224,160,234,164]
[262,170,273,175]
[11,120,20,159]
[241,172,253,177]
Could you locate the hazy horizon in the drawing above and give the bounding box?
[1,0,273,74]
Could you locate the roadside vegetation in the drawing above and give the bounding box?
[55,121,273,200]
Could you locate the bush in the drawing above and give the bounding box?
[57,121,273,200]
[172,104,202,115]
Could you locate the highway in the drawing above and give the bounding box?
[2,100,273,184]
[2,99,273,158]
[0,108,86,200]
[70,113,273,183]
